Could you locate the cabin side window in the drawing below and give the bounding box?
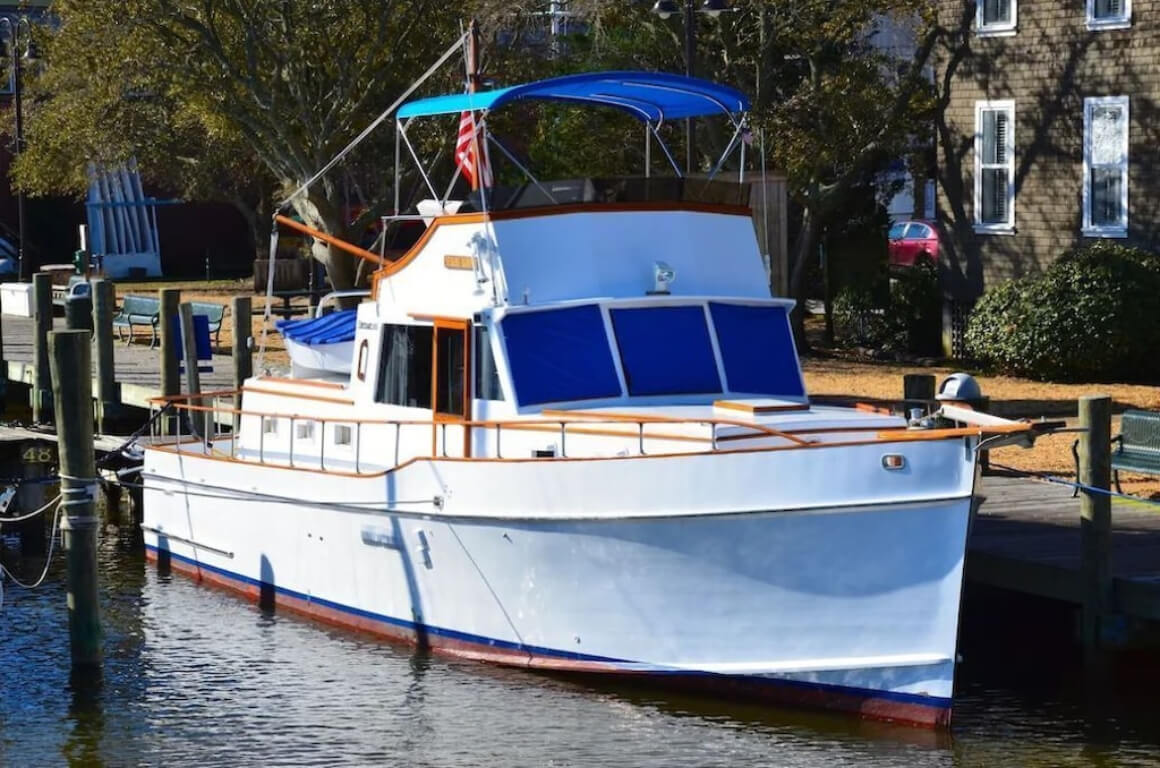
[475,326,504,401]
[375,324,433,408]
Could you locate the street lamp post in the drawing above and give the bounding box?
[0,15,37,283]
[652,0,729,175]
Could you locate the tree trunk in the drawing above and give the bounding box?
[788,204,822,350]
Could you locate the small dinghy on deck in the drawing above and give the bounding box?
[277,309,357,376]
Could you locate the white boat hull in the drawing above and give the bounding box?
[142,439,976,727]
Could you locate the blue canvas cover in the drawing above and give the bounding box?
[709,303,804,398]
[277,309,358,346]
[501,305,622,406]
[398,71,750,122]
[610,306,721,396]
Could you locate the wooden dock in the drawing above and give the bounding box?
[971,472,1160,622]
[1,313,239,410]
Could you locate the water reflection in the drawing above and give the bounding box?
[3,529,1160,767]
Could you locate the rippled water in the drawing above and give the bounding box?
[3,527,1160,767]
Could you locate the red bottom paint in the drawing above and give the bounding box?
[146,548,952,729]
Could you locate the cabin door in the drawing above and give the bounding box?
[431,318,471,458]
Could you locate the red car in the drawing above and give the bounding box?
[888,220,940,268]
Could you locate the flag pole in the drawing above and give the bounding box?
[467,19,482,194]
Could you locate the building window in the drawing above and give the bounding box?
[295,421,316,441]
[977,0,1016,35]
[974,101,1015,233]
[334,424,353,446]
[1083,96,1129,237]
[262,417,279,435]
[1087,0,1130,29]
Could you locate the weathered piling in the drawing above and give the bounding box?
[902,373,937,404]
[178,302,205,439]
[49,329,102,670]
[31,273,54,422]
[92,279,119,433]
[15,440,51,555]
[1078,395,1113,649]
[231,296,252,429]
[159,288,180,433]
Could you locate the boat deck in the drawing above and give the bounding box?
[970,472,1160,621]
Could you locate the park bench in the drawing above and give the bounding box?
[189,301,227,347]
[112,296,227,349]
[1072,409,1160,495]
[112,295,162,347]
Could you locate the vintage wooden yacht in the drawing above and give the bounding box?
[141,70,1035,727]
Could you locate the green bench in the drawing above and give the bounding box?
[190,301,227,347]
[1073,409,1160,495]
[112,295,162,347]
[113,297,227,348]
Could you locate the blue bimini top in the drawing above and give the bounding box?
[397,71,750,123]
[276,309,357,346]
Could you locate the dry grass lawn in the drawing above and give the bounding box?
[804,356,1160,498]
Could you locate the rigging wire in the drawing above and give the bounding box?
[256,30,471,371]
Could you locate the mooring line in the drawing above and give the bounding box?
[988,462,1160,510]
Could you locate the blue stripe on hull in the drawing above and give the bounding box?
[145,543,952,712]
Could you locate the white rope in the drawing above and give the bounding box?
[0,492,61,523]
[0,500,63,590]
[278,29,470,211]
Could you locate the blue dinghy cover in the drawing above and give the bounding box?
[276,309,358,346]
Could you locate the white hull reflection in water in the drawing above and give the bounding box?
[2,541,1160,767]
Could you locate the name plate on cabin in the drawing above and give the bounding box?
[443,254,476,271]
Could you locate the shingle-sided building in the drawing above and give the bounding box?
[934,0,1159,312]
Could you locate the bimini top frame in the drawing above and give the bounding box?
[391,70,753,219]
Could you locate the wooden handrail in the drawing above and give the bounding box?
[274,214,384,266]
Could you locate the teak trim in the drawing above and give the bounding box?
[275,215,384,266]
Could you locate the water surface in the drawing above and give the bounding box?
[3,528,1159,767]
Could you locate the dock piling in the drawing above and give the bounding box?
[159,288,180,433]
[1078,394,1113,649]
[903,374,936,414]
[231,296,252,431]
[32,273,54,423]
[92,279,119,433]
[49,329,103,670]
[178,302,205,439]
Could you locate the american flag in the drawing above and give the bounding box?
[455,111,492,189]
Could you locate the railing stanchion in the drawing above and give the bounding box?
[639,422,645,456]
[441,423,448,458]
[176,402,183,452]
[259,416,265,463]
[355,422,362,473]
[711,423,718,451]
[289,416,296,468]
[395,423,401,466]
[496,423,502,459]
[320,419,326,471]
[560,422,566,458]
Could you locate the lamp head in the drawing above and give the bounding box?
[701,0,729,18]
[651,0,679,20]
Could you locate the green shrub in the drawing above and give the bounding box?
[832,259,942,355]
[965,242,1160,382]
[833,283,889,346]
